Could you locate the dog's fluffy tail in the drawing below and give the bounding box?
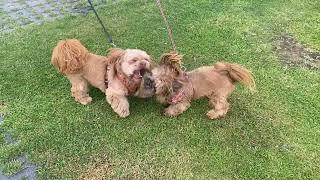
[214,62,256,91]
[51,39,89,74]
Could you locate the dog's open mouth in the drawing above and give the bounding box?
[132,69,146,79]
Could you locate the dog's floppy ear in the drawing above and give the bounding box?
[172,79,183,91]
[160,51,183,74]
[107,48,125,64]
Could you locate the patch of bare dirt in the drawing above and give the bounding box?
[273,34,320,70]
[79,158,113,180]
[79,164,112,180]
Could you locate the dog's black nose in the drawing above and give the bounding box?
[142,71,155,92]
[144,77,155,90]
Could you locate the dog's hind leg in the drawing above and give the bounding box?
[68,74,92,105]
[207,95,229,120]
[163,101,191,117]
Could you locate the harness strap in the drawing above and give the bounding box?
[168,73,190,104]
[104,64,109,88]
[104,64,140,95]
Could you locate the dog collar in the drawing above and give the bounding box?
[104,64,141,95]
[116,62,141,95]
[117,70,140,95]
[105,65,110,88]
[168,72,190,104]
[170,89,186,104]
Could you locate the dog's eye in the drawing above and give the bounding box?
[172,80,182,91]
[130,59,137,63]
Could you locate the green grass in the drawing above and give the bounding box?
[1,159,23,176]
[0,134,5,147]
[0,0,319,179]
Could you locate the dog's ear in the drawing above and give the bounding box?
[172,79,183,92]
[107,48,125,64]
[160,51,183,74]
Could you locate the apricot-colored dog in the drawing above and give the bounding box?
[151,52,255,119]
[51,39,154,117]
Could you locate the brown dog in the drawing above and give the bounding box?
[51,39,154,117]
[151,52,255,119]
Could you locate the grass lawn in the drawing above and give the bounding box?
[0,0,319,179]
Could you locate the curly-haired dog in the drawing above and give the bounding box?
[51,39,154,117]
[151,52,255,119]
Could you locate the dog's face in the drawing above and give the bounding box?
[136,71,156,98]
[107,48,155,97]
[120,49,151,80]
[151,52,184,103]
[108,48,152,80]
[152,66,175,96]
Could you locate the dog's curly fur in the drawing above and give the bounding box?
[51,39,89,74]
[152,52,255,119]
[51,39,154,117]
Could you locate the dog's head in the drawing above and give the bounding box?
[151,52,185,103]
[107,48,152,81]
[107,48,156,97]
[158,52,184,75]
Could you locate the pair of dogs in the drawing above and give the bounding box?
[51,39,255,119]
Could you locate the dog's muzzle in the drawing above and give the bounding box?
[143,73,155,92]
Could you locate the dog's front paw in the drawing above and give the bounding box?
[163,107,179,117]
[112,99,130,118]
[78,96,92,105]
[116,107,130,118]
[106,92,130,118]
[206,110,224,120]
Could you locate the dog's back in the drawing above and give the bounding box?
[82,53,108,91]
[188,62,255,99]
[188,66,235,99]
[51,39,108,91]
